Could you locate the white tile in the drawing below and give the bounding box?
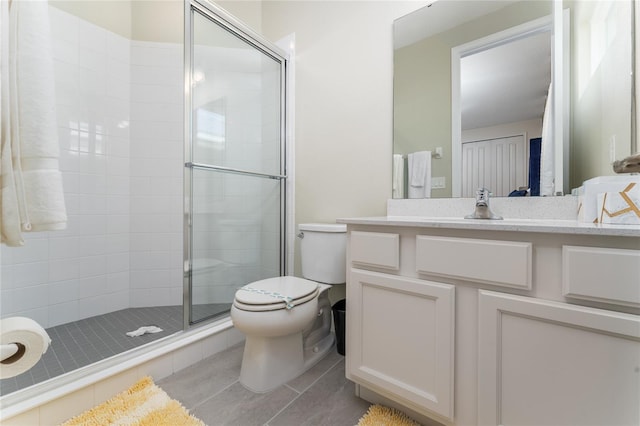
[78,194,108,215]
[11,239,49,264]
[107,215,129,235]
[129,176,151,195]
[171,341,203,374]
[78,274,107,299]
[78,173,107,195]
[0,407,40,426]
[130,288,173,307]
[77,255,107,278]
[14,307,49,328]
[107,272,129,293]
[131,83,182,104]
[107,156,130,177]
[48,300,80,327]
[48,279,79,305]
[53,37,79,66]
[1,289,17,315]
[14,285,49,311]
[61,171,80,195]
[130,101,182,124]
[78,294,109,318]
[106,137,130,158]
[130,120,182,142]
[131,64,182,86]
[93,370,140,405]
[14,261,50,287]
[79,45,107,72]
[77,235,107,257]
[39,386,95,425]
[49,258,80,282]
[106,175,129,196]
[106,196,130,215]
[79,67,107,97]
[107,252,129,273]
[105,234,129,254]
[137,353,173,381]
[73,214,107,236]
[129,270,172,288]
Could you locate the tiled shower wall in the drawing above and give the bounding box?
[0,7,183,328]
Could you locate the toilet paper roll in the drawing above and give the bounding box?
[0,317,51,379]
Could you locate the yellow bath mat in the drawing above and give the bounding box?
[60,376,205,426]
[356,404,421,426]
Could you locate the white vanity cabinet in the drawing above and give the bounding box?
[343,221,640,426]
[347,231,455,421]
[477,290,640,426]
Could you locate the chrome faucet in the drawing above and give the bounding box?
[464,188,503,220]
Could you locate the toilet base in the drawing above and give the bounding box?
[239,331,335,393]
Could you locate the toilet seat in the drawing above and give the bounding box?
[234,277,319,312]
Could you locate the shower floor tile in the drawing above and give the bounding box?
[0,305,228,396]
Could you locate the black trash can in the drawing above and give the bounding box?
[332,299,346,356]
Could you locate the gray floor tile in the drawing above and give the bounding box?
[268,362,371,426]
[285,349,344,393]
[191,381,299,426]
[158,344,245,408]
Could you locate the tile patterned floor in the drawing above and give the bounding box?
[158,344,372,426]
[0,304,228,395]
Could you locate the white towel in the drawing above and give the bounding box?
[539,82,554,196]
[1,0,67,246]
[392,154,405,198]
[408,151,432,199]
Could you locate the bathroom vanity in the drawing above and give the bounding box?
[339,199,640,426]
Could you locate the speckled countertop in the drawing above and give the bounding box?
[337,197,640,237]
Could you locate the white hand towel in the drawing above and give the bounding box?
[1,0,67,246]
[392,154,405,198]
[408,151,432,199]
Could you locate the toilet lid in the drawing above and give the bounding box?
[234,277,319,312]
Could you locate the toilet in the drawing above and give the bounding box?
[230,223,347,393]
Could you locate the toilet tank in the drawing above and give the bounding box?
[299,223,347,284]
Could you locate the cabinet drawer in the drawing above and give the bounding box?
[416,236,532,289]
[350,231,400,270]
[563,246,640,308]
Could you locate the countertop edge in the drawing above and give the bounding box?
[336,216,640,237]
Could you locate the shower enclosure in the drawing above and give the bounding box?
[185,1,288,326]
[0,0,287,398]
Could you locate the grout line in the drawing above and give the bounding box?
[188,379,240,412]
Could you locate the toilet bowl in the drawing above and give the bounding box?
[231,223,346,393]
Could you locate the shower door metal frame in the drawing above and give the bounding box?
[183,0,289,329]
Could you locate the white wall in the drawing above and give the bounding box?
[259,1,427,276]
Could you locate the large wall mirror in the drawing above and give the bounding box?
[392,0,636,199]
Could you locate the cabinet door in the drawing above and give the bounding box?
[478,290,640,426]
[347,269,455,421]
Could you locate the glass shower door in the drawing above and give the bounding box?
[185,4,287,324]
